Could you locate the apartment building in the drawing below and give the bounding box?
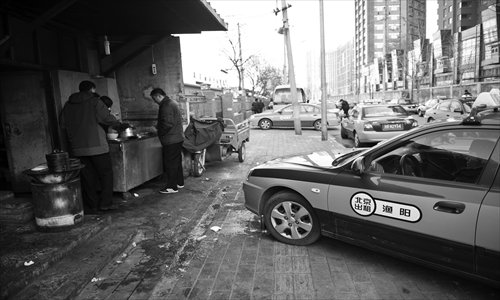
[354,0,426,94]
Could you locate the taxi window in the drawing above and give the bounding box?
[368,129,500,184]
[437,101,451,111]
[302,105,315,113]
[281,106,293,114]
[450,101,462,111]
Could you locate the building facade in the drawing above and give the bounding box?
[354,0,427,96]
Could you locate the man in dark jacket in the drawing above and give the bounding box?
[61,80,120,213]
[151,88,184,194]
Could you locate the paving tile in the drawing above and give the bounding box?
[293,274,314,294]
[239,248,258,265]
[253,272,274,296]
[213,271,236,291]
[230,286,251,300]
[346,264,371,283]
[255,255,274,273]
[327,257,348,273]
[354,282,382,299]
[198,262,220,279]
[209,290,231,300]
[272,293,295,300]
[188,279,214,299]
[331,272,356,293]
[275,243,293,256]
[292,256,311,273]
[274,256,293,273]
[309,263,331,280]
[275,274,294,295]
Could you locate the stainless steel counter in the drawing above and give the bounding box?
[108,134,163,192]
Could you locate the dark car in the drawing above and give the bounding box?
[389,98,418,114]
[243,108,500,286]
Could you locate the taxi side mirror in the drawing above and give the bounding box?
[351,156,366,175]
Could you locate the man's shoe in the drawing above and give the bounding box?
[177,185,184,189]
[159,188,178,194]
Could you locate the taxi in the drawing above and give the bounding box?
[243,106,500,286]
[249,103,339,130]
[340,104,418,147]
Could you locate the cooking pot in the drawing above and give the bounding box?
[120,127,136,138]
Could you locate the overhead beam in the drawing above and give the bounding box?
[1,0,78,56]
[100,34,166,76]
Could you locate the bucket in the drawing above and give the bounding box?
[31,177,84,231]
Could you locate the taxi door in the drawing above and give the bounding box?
[274,105,294,127]
[327,128,500,273]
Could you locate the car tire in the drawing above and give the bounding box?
[238,142,245,162]
[427,117,434,123]
[354,132,363,147]
[263,191,321,246]
[259,119,272,130]
[313,120,321,131]
[340,124,348,138]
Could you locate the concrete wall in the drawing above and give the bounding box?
[115,36,183,124]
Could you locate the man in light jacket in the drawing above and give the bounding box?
[150,88,184,194]
[61,80,120,213]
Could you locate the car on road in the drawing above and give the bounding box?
[340,104,418,147]
[249,103,339,130]
[417,97,446,117]
[243,107,500,287]
[389,98,418,114]
[424,98,474,123]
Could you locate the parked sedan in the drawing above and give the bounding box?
[417,98,446,117]
[243,108,500,286]
[389,98,418,114]
[340,104,418,147]
[424,98,474,123]
[249,103,339,130]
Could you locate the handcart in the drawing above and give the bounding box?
[182,117,250,177]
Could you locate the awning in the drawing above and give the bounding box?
[1,0,227,35]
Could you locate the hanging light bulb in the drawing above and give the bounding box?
[104,35,110,55]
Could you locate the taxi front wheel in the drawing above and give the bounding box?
[263,191,320,246]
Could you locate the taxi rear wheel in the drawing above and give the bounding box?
[259,119,272,130]
[313,120,321,131]
[263,191,320,246]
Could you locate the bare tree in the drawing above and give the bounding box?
[246,56,285,97]
[223,38,254,90]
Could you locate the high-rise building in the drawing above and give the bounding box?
[437,0,498,33]
[354,0,426,93]
[331,40,355,96]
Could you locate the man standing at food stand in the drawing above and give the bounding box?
[60,80,121,213]
[150,88,184,194]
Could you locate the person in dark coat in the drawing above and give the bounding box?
[256,99,265,113]
[151,88,184,194]
[340,99,350,117]
[60,80,121,213]
[251,98,259,114]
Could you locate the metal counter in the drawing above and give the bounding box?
[108,135,163,193]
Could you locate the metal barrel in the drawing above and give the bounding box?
[31,177,84,231]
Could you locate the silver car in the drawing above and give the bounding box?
[425,98,474,123]
[249,103,339,130]
[340,104,418,147]
[243,108,500,286]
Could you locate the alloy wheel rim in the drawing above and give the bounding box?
[270,201,312,239]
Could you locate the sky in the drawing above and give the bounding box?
[180,0,438,87]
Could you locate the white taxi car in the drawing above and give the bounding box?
[244,107,500,286]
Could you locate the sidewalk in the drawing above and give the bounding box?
[2,129,499,299]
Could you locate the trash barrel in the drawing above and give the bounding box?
[30,177,84,231]
[25,154,85,232]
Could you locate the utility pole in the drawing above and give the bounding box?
[319,0,328,140]
[280,0,301,135]
[238,22,245,90]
